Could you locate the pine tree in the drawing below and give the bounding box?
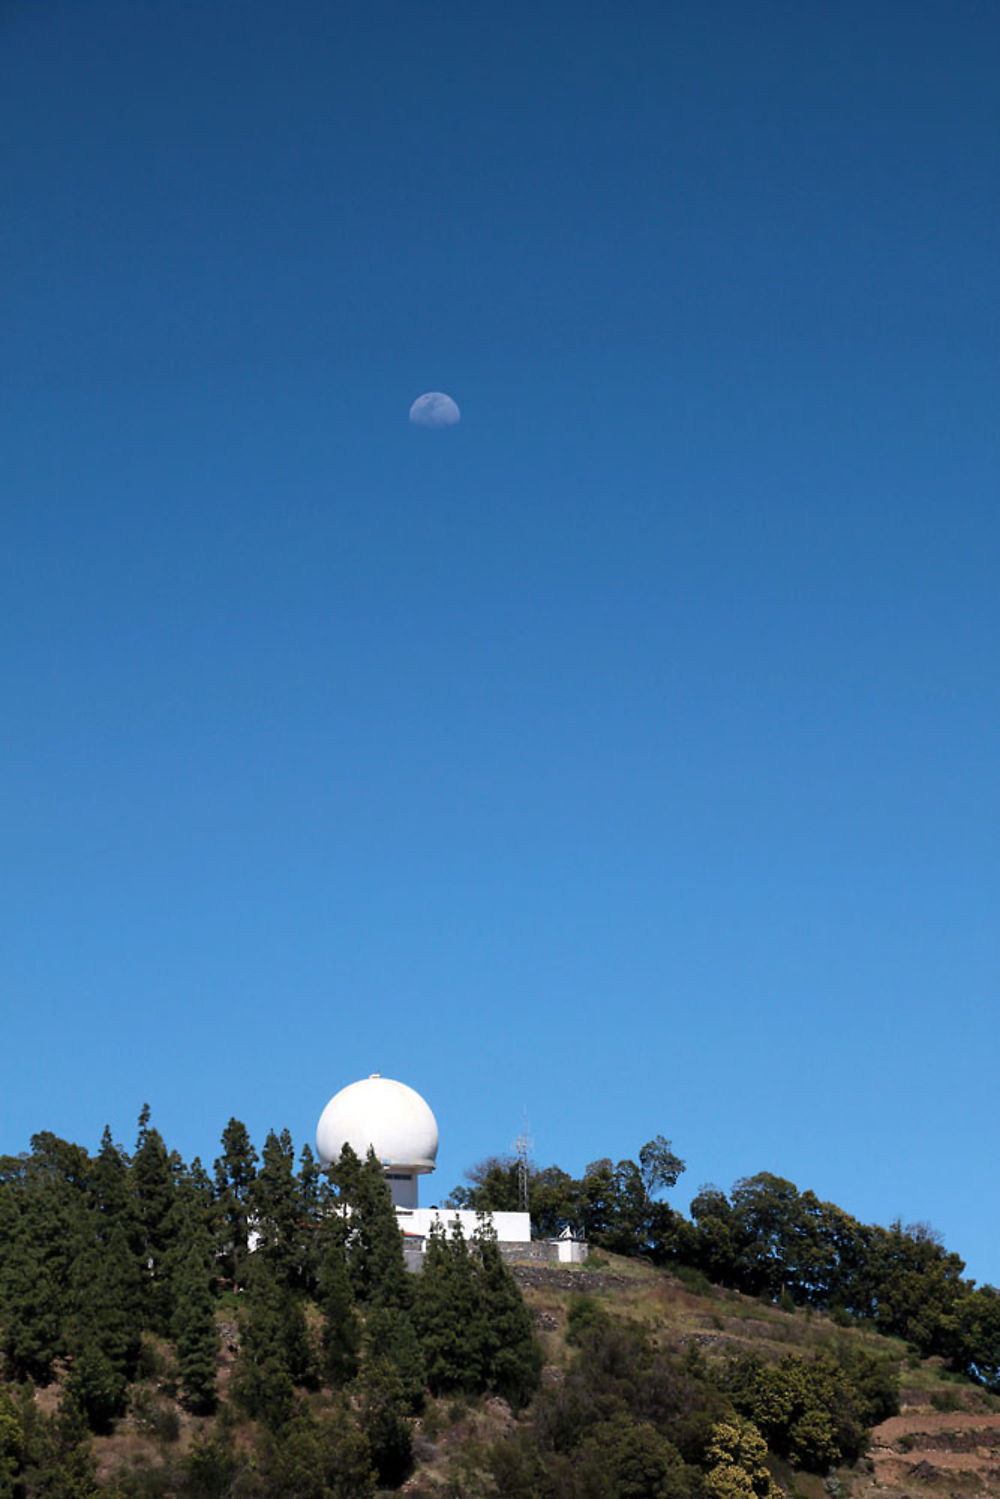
[63,1342,124,1435]
[0,1136,91,1382]
[232,1257,317,1430]
[297,1144,323,1294]
[0,1383,24,1499]
[298,1143,321,1220]
[67,1216,144,1398]
[327,1140,363,1203]
[316,1213,361,1388]
[349,1150,410,1310]
[0,1179,65,1381]
[254,1402,376,1499]
[183,1431,242,1499]
[232,1283,297,1431]
[131,1106,179,1333]
[357,1358,413,1489]
[22,1406,99,1499]
[315,1402,376,1499]
[171,1202,220,1415]
[364,1305,426,1414]
[213,1118,258,1291]
[250,1128,302,1291]
[476,1234,543,1409]
[74,1133,144,1390]
[89,1127,137,1241]
[184,1155,221,1239]
[412,1222,484,1395]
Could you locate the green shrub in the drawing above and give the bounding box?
[673,1264,713,1296]
[566,1295,610,1347]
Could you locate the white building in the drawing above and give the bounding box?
[316,1073,564,1253]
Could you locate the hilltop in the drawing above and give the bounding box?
[2,1120,999,1497]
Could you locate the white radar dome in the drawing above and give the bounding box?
[316,1074,439,1173]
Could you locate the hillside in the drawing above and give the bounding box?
[16,1254,996,1498]
[506,1255,1000,1499]
[3,1123,999,1498]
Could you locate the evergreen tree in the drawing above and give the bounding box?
[232,1256,317,1430]
[296,1143,323,1293]
[89,1127,138,1243]
[315,1402,377,1499]
[62,1343,124,1436]
[412,1222,484,1395]
[0,1177,66,1381]
[364,1304,426,1414]
[66,1216,144,1403]
[254,1406,329,1499]
[476,1233,543,1409]
[21,1410,100,1499]
[0,1384,24,1499]
[316,1212,361,1388]
[131,1105,179,1332]
[171,1203,220,1414]
[357,1357,413,1489]
[232,1291,297,1431]
[213,1118,258,1291]
[254,1402,376,1499]
[183,1431,242,1499]
[250,1128,303,1291]
[64,1133,144,1396]
[22,1386,103,1499]
[177,1154,220,1242]
[328,1139,363,1203]
[298,1142,322,1220]
[0,1136,91,1381]
[348,1149,410,1309]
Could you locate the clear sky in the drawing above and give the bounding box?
[2,2,997,1282]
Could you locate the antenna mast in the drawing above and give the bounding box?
[513,1109,533,1212]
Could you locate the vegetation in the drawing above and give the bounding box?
[0,1114,541,1496]
[453,1150,1000,1392]
[0,1114,996,1496]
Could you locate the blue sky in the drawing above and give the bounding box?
[2,1,998,1282]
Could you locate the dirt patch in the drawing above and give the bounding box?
[866,1406,1000,1497]
[876,1413,1000,1443]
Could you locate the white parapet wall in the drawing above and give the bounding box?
[395,1206,533,1243]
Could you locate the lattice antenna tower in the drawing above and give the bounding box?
[513,1109,533,1212]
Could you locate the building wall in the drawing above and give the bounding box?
[497,1240,559,1265]
[395,1206,532,1241]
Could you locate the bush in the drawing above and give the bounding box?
[673,1265,713,1297]
[565,1294,610,1347]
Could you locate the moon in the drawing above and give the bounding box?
[409,391,461,428]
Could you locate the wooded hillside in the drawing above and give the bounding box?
[0,1115,997,1497]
